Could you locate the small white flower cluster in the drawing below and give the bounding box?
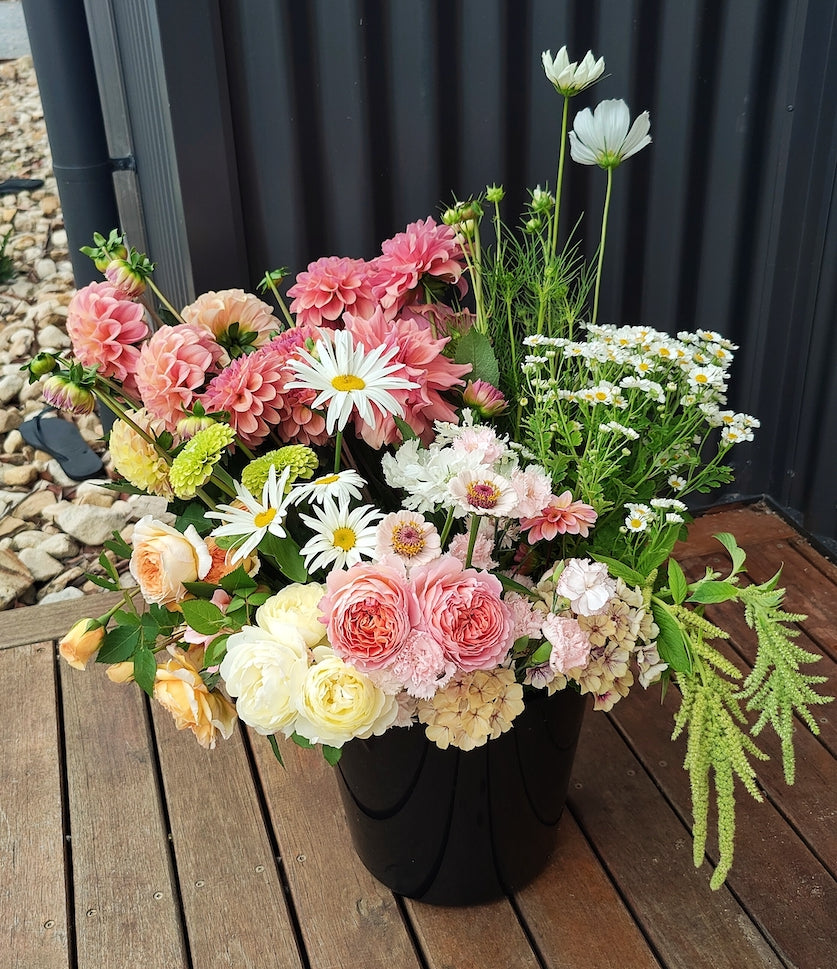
[624,497,687,533]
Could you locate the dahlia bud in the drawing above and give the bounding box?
[175,412,217,440]
[42,373,97,415]
[80,229,129,272]
[26,351,57,379]
[59,618,106,670]
[462,379,508,417]
[105,257,147,300]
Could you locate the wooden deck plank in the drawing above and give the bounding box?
[515,811,663,969]
[0,593,123,650]
[150,710,306,969]
[60,664,188,969]
[1,642,70,969]
[252,735,424,969]
[610,678,837,969]
[569,712,785,969]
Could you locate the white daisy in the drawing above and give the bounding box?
[286,329,418,434]
[289,468,366,506]
[299,497,382,573]
[206,465,293,564]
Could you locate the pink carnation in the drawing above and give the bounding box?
[503,590,546,642]
[181,289,279,356]
[287,256,377,328]
[411,555,514,672]
[510,466,553,519]
[66,281,148,390]
[367,217,467,314]
[519,490,598,541]
[344,307,471,446]
[377,628,455,699]
[322,561,422,673]
[542,615,592,674]
[134,323,224,431]
[447,531,498,570]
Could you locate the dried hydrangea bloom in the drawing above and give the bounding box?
[417,668,525,751]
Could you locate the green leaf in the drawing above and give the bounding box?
[291,732,315,749]
[530,641,552,664]
[220,567,259,595]
[495,572,540,599]
[113,609,142,627]
[133,645,157,697]
[454,328,500,386]
[393,414,418,441]
[667,558,688,605]
[183,580,221,598]
[322,745,342,766]
[259,532,308,583]
[84,573,119,592]
[267,734,285,767]
[104,531,132,559]
[688,580,739,604]
[96,625,141,664]
[148,603,180,632]
[714,532,746,575]
[651,601,692,673]
[591,554,645,586]
[179,599,227,635]
[176,502,213,535]
[204,634,229,669]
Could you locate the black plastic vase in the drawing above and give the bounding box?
[336,687,588,906]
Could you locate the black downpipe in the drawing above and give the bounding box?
[21,0,120,286]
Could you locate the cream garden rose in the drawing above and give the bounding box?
[219,623,309,735]
[130,515,212,606]
[293,646,399,747]
[256,582,328,649]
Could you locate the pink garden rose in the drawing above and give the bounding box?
[410,555,514,672]
[134,323,225,431]
[66,281,148,389]
[322,561,422,673]
[542,615,592,674]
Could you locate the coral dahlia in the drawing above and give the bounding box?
[287,256,377,328]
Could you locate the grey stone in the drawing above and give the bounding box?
[18,546,64,581]
[54,503,132,546]
[38,586,85,605]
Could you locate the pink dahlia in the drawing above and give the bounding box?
[66,281,148,389]
[519,490,598,542]
[344,307,471,447]
[367,217,467,314]
[134,323,225,431]
[286,256,377,328]
[201,328,328,448]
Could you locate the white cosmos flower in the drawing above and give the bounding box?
[299,497,382,573]
[206,465,293,564]
[289,468,366,506]
[286,328,418,434]
[542,46,605,96]
[570,99,651,169]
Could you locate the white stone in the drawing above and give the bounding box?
[34,258,57,280]
[36,323,71,349]
[12,530,44,550]
[3,429,23,454]
[74,480,116,507]
[38,586,84,605]
[38,533,79,559]
[0,373,24,403]
[123,494,174,522]
[0,547,34,608]
[18,546,63,581]
[54,503,132,546]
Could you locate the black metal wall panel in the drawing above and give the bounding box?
[82,0,837,540]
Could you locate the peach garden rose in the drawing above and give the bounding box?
[153,650,237,749]
[130,515,213,606]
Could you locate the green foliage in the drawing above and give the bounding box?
[0,220,16,284]
[738,580,829,784]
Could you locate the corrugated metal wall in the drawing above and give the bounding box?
[83,0,837,541]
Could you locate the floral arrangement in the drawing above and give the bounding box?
[39,45,830,891]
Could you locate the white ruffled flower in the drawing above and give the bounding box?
[570,99,651,169]
[542,46,605,96]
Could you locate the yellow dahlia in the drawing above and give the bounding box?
[109,408,173,498]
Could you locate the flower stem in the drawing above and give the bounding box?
[148,279,186,325]
[591,166,613,327]
[550,95,570,260]
[464,514,481,568]
[333,430,343,474]
[438,506,456,547]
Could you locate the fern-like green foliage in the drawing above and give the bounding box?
[737,576,829,784]
[671,621,769,889]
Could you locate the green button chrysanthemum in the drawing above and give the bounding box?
[169,423,236,499]
[242,446,319,497]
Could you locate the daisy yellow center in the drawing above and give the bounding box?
[254,508,277,528]
[315,473,341,486]
[332,526,357,551]
[466,481,500,509]
[331,374,366,392]
[392,522,425,558]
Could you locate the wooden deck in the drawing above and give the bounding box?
[2,502,835,969]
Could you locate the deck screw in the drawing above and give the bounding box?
[195,880,204,888]
[255,865,265,873]
[658,760,667,768]
[43,920,54,929]
[296,854,306,863]
[86,909,96,918]
[153,892,163,900]
[626,769,635,776]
